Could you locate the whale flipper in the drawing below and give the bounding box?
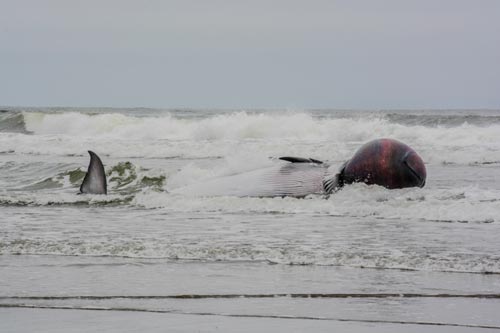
[80,151,107,194]
[321,162,345,194]
[279,156,324,164]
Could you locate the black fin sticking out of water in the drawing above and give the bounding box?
[80,151,107,195]
[279,156,324,164]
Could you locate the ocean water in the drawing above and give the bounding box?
[1,107,500,331]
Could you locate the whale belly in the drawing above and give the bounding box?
[171,163,327,197]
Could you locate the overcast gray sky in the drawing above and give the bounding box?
[1,0,499,109]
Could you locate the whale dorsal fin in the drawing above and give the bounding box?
[279,156,323,164]
[80,151,107,194]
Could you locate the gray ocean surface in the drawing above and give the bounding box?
[1,107,500,332]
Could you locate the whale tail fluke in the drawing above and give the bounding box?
[80,151,107,195]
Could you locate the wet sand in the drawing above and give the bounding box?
[1,255,499,332]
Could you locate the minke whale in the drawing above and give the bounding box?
[80,151,107,194]
[79,139,426,197]
[173,138,427,197]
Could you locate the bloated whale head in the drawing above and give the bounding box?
[341,138,426,189]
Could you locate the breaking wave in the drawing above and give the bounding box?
[18,110,500,142]
[0,109,499,165]
[1,108,500,275]
[0,160,167,206]
[0,111,27,133]
[1,232,499,274]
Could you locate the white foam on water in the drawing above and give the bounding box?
[2,109,500,274]
[3,111,496,165]
[22,111,500,145]
[131,184,500,224]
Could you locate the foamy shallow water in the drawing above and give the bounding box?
[1,108,500,330]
